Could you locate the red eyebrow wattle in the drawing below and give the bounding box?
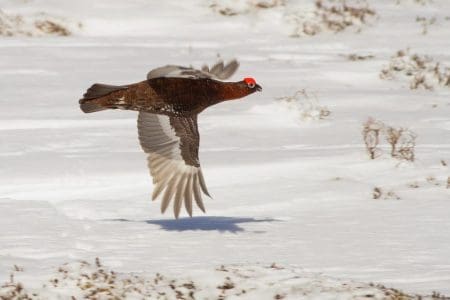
[243,77,256,84]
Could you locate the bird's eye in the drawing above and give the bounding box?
[247,82,255,88]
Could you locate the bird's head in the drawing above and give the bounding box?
[211,76,262,103]
[240,77,262,94]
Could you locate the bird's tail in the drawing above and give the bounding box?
[79,83,128,113]
[79,98,109,113]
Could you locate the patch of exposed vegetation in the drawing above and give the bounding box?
[372,186,401,200]
[395,0,433,5]
[385,126,417,162]
[345,53,375,61]
[0,10,80,37]
[34,20,70,36]
[380,49,450,91]
[363,117,417,162]
[405,174,449,196]
[290,0,377,37]
[416,16,436,35]
[1,260,449,299]
[276,89,331,121]
[209,0,285,16]
[362,117,384,159]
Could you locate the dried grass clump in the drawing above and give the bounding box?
[395,0,433,5]
[209,0,285,16]
[346,53,375,61]
[0,10,28,37]
[407,176,449,190]
[46,258,199,299]
[0,281,32,300]
[2,260,449,299]
[416,16,436,35]
[385,126,417,162]
[362,117,384,159]
[290,0,377,37]
[362,118,417,162]
[0,268,35,300]
[0,10,76,37]
[380,49,450,91]
[276,89,331,121]
[372,187,400,200]
[34,20,70,36]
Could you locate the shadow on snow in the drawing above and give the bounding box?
[107,216,279,233]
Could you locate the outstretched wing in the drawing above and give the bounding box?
[147,59,239,81]
[137,112,210,218]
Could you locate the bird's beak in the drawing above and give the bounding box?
[255,84,262,92]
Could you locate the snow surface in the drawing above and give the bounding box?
[0,0,449,298]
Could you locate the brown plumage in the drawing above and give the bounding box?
[78,60,262,218]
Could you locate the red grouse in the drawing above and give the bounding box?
[79,60,262,218]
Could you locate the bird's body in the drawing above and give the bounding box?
[80,77,254,117]
[79,60,261,218]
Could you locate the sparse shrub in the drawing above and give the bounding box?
[346,53,375,61]
[408,176,449,190]
[372,187,400,200]
[0,270,32,300]
[385,126,417,162]
[276,89,330,121]
[362,117,384,159]
[408,181,420,188]
[362,118,417,161]
[427,176,441,186]
[380,49,450,91]
[416,16,436,35]
[290,0,377,37]
[0,10,78,37]
[2,260,448,299]
[209,0,375,38]
[209,0,285,16]
[373,187,382,199]
[395,0,433,5]
[34,20,70,36]
[39,258,201,299]
[386,190,401,200]
[0,281,31,300]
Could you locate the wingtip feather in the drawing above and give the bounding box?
[193,174,206,213]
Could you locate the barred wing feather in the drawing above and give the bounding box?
[137,112,210,218]
[147,59,239,80]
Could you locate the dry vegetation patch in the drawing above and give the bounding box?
[209,0,376,38]
[372,187,401,200]
[345,53,375,61]
[0,10,79,37]
[380,49,450,91]
[416,16,437,35]
[209,0,285,16]
[290,0,377,37]
[1,260,448,299]
[395,0,433,5]
[362,117,417,162]
[276,89,331,121]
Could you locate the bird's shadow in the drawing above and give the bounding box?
[108,216,279,233]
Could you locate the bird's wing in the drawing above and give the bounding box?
[137,111,210,218]
[147,59,239,81]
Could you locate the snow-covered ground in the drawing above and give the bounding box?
[1,0,449,298]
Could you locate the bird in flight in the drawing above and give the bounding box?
[79,60,262,218]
